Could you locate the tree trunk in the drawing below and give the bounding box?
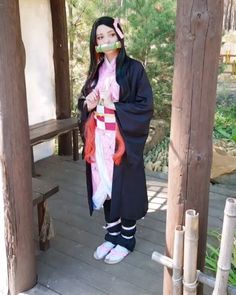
[50,0,72,156]
[0,1,36,294]
[163,1,224,294]
[223,0,236,31]
[228,0,233,30]
[117,0,123,6]
[224,0,230,30]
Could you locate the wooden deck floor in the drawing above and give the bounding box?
[24,155,235,295]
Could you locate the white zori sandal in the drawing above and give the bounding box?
[104,245,130,264]
[93,241,115,260]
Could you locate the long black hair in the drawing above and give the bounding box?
[82,16,130,98]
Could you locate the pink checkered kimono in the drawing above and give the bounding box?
[91,57,120,209]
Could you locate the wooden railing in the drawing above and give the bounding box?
[220,51,236,75]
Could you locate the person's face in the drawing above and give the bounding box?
[96,24,118,46]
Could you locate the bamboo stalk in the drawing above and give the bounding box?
[183,209,199,295]
[212,198,236,295]
[198,271,215,288]
[197,271,236,295]
[152,225,185,295]
[173,225,184,295]
[152,251,173,269]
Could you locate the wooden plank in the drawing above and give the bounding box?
[30,118,78,133]
[36,156,228,231]
[32,178,59,250]
[38,248,158,295]
[0,1,36,293]
[53,188,167,227]
[48,197,166,248]
[32,178,59,204]
[51,188,223,232]
[37,261,107,295]
[44,177,166,226]
[19,283,61,295]
[32,191,43,207]
[32,155,231,294]
[52,213,165,257]
[30,118,78,145]
[146,172,236,197]
[47,180,166,218]
[29,119,56,130]
[49,234,163,293]
[209,183,236,196]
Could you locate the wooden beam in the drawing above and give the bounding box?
[163,1,224,294]
[0,1,36,294]
[50,0,72,156]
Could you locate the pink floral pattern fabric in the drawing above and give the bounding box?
[91,57,120,209]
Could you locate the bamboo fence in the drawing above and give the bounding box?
[151,197,236,295]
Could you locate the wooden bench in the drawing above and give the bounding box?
[32,177,59,251]
[30,118,79,175]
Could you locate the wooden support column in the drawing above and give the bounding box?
[164,1,223,294]
[50,0,72,155]
[0,1,36,294]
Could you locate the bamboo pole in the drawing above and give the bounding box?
[197,271,236,295]
[152,253,236,295]
[152,252,173,269]
[183,210,199,295]
[152,225,185,295]
[173,225,184,295]
[212,198,236,295]
[152,201,236,295]
[198,271,215,289]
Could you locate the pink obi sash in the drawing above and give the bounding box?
[94,105,116,131]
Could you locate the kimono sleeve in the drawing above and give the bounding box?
[77,93,89,143]
[115,64,153,165]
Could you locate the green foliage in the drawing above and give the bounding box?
[218,62,227,75]
[66,0,106,113]
[107,0,176,119]
[144,136,169,166]
[214,82,236,141]
[214,104,236,142]
[205,230,236,286]
[66,0,176,119]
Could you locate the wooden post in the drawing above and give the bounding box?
[232,60,236,75]
[0,1,36,294]
[164,1,224,294]
[50,0,72,156]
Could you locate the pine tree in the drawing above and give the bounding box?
[66,0,106,111]
[107,0,176,118]
[66,0,176,119]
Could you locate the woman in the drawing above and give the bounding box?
[78,16,153,264]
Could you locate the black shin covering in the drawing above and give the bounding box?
[117,218,136,251]
[103,200,137,250]
[103,200,121,244]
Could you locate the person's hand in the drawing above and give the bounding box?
[100,90,116,110]
[85,89,99,111]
